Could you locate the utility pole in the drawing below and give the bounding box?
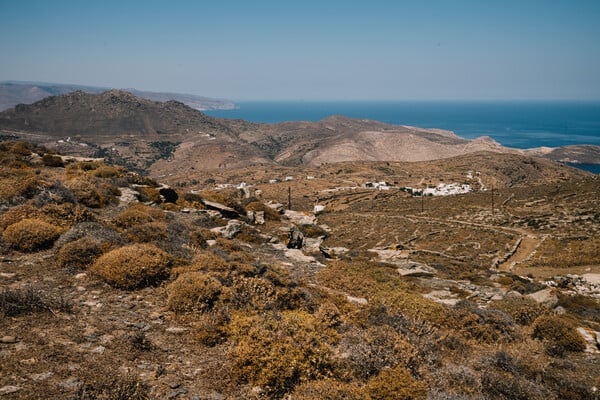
[491,184,494,215]
[288,186,292,210]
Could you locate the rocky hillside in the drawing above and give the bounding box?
[1,140,599,399]
[1,90,598,178]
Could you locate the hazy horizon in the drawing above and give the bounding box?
[2,1,599,101]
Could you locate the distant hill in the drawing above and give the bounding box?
[0,81,236,111]
[0,89,597,177]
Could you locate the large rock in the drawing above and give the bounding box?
[526,288,558,308]
[222,220,243,239]
[576,327,600,354]
[202,200,239,219]
[287,224,304,249]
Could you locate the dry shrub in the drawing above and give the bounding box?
[2,218,61,252]
[167,271,223,312]
[189,228,215,249]
[228,310,336,397]
[41,153,64,167]
[39,203,94,227]
[557,293,600,323]
[381,290,452,328]
[56,222,124,249]
[0,204,37,229]
[56,237,103,270]
[92,165,123,178]
[9,141,32,155]
[228,276,277,310]
[291,379,364,400]
[175,250,231,275]
[123,221,168,243]
[335,325,418,381]
[0,174,51,205]
[481,370,554,400]
[74,375,149,400]
[0,203,93,230]
[235,226,267,244]
[365,366,427,400]
[66,176,108,208]
[531,315,586,356]
[453,301,517,343]
[90,244,171,289]
[136,186,161,203]
[300,224,328,238]
[195,308,230,347]
[0,286,71,317]
[490,296,549,325]
[113,203,165,229]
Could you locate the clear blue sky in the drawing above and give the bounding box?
[1,0,599,100]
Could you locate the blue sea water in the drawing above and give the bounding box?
[206,101,600,172]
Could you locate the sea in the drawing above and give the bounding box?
[205,101,600,174]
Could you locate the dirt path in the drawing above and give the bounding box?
[498,234,540,272]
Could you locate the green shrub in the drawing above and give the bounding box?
[167,272,222,312]
[365,366,427,400]
[56,237,103,270]
[2,218,60,252]
[90,244,171,289]
[531,315,586,356]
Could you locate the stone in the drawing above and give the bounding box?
[284,249,319,264]
[397,264,436,277]
[313,204,325,214]
[0,336,17,344]
[29,372,54,381]
[284,210,316,225]
[526,288,558,308]
[222,220,243,239]
[0,386,20,395]
[347,296,368,305]
[255,211,265,225]
[287,224,304,249]
[202,200,238,218]
[166,327,188,334]
[583,273,600,285]
[118,187,140,204]
[576,327,600,354]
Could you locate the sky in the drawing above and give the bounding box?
[1,0,599,101]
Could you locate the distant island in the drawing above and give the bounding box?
[0,81,237,112]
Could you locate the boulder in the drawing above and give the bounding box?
[287,224,304,249]
[526,288,558,308]
[222,220,243,239]
[203,200,239,219]
[159,187,178,203]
